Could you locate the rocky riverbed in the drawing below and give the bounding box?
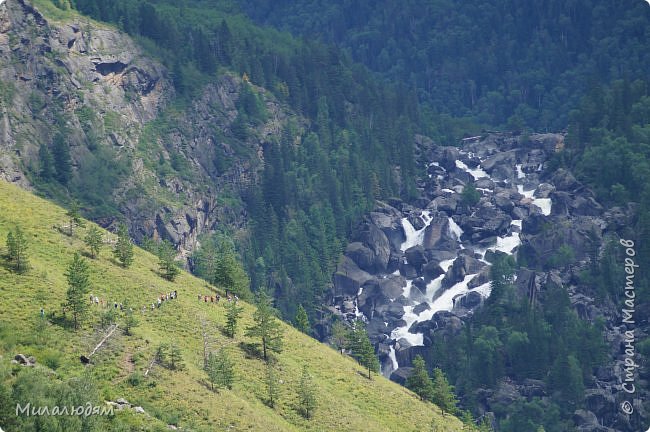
[327,132,647,431]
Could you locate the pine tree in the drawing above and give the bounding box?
[245,291,284,361]
[155,343,169,366]
[84,225,103,259]
[157,240,180,281]
[331,320,349,354]
[6,226,29,273]
[224,299,244,338]
[407,355,435,401]
[349,323,379,379]
[65,201,85,237]
[297,365,316,419]
[206,349,234,390]
[123,303,139,336]
[294,304,310,334]
[358,331,379,379]
[63,252,91,330]
[52,133,72,185]
[265,361,280,408]
[169,344,184,370]
[431,367,458,416]
[113,223,134,268]
[38,143,56,180]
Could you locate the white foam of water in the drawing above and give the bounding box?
[421,274,477,319]
[516,164,526,179]
[487,221,523,254]
[533,198,552,216]
[517,185,535,199]
[441,188,454,193]
[388,345,399,371]
[517,186,552,215]
[472,281,493,298]
[448,217,464,240]
[455,160,489,180]
[400,211,432,252]
[403,280,413,299]
[425,273,445,299]
[391,306,424,346]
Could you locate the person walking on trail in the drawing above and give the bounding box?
[40,308,45,318]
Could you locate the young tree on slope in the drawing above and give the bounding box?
[431,367,458,416]
[84,225,103,259]
[294,304,310,334]
[297,365,317,419]
[6,226,29,274]
[113,223,133,268]
[406,355,435,401]
[63,252,91,330]
[245,290,284,361]
[224,299,244,338]
[157,239,180,281]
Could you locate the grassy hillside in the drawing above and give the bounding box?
[0,180,463,432]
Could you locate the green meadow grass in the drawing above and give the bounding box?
[0,182,464,432]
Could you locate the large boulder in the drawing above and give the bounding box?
[333,256,374,296]
[368,203,405,250]
[434,146,460,171]
[551,168,579,191]
[481,150,517,172]
[356,224,391,272]
[453,290,483,310]
[404,245,427,271]
[390,367,414,386]
[345,242,375,272]
[359,274,406,312]
[428,195,458,215]
[442,255,485,288]
[422,213,456,250]
[422,261,445,281]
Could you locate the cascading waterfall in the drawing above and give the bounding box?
[379,148,553,377]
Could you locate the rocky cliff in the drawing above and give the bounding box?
[329,132,647,431]
[0,0,300,259]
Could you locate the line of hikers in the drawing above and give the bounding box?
[87,291,178,314]
[198,290,238,304]
[146,290,178,313]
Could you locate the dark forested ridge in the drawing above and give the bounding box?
[240,0,650,132]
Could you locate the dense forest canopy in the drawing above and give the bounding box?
[239,0,650,131]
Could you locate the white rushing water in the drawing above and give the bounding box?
[448,217,464,240]
[517,185,552,216]
[400,211,432,252]
[455,160,489,180]
[515,164,526,179]
[380,150,554,375]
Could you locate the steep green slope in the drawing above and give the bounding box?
[0,180,463,432]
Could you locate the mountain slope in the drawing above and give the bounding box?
[0,179,463,431]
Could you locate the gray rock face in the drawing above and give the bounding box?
[422,212,455,250]
[345,242,376,272]
[333,256,374,296]
[434,146,460,171]
[404,245,427,271]
[368,204,406,250]
[441,254,485,289]
[389,367,414,386]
